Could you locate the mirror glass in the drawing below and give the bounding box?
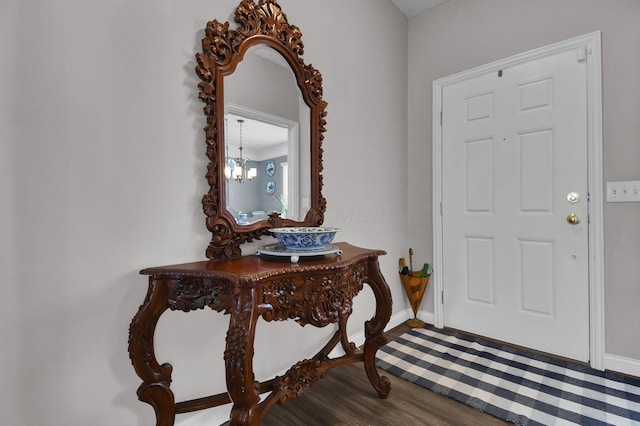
[224,46,311,225]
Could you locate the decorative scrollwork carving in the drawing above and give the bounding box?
[304,264,365,327]
[235,0,304,52]
[224,288,260,400]
[277,359,327,404]
[195,0,327,258]
[262,278,296,310]
[262,263,365,327]
[166,277,232,312]
[225,322,251,393]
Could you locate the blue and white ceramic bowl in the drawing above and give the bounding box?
[269,227,339,250]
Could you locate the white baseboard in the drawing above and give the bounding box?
[605,353,640,378]
[387,308,413,330]
[176,407,229,426]
[416,309,435,326]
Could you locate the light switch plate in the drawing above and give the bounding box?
[607,180,640,203]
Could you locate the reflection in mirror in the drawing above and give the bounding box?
[224,45,311,225]
[224,105,310,225]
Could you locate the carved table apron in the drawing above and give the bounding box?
[128,242,393,426]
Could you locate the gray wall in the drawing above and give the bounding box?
[407,0,640,360]
[0,0,408,424]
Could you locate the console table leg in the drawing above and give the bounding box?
[225,286,261,425]
[363,259,392,399]
[129,277,176,425]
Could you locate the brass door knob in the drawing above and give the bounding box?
[567,213,580,225]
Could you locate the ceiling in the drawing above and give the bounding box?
[226,113,288,149]
[391,0,448,19]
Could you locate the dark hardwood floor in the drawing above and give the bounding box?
[253,324,508,425]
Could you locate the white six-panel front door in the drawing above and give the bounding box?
[441,47,590,361]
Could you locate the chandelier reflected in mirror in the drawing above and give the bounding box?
[225,118,257,183]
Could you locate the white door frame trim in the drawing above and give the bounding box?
[432,32,604,369]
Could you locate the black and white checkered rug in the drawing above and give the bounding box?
[376,326,640,425]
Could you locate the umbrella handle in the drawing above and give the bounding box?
[409,248,414,273]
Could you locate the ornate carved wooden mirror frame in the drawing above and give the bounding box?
[196,0,327,259]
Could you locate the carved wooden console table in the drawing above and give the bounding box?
[128,242,393,425]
